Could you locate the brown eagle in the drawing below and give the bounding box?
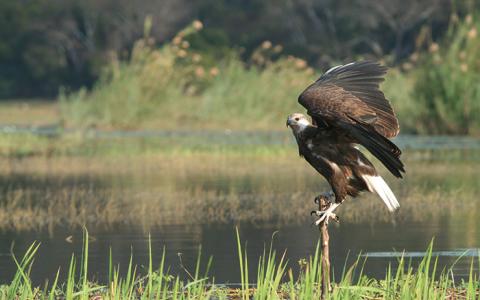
[286,61,404,224]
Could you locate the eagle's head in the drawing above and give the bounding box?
[286,113,311,132]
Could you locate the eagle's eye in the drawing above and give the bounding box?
[295,117,300,121]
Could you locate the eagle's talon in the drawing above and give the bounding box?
[311,210,335,224]
[314,212,337,226]
[312,202,341,226]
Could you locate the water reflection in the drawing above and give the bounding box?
[1,217,479,285]
[364,249,480,258]
[0,152,478,230]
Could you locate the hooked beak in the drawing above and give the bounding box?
[286,118,291,127]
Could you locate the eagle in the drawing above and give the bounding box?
[286,61,404,224]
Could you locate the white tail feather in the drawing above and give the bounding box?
[362,175,400,212]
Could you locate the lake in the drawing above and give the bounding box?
[0,132,479,286]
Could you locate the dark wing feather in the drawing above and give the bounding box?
[339,118,404,177]
[298,61,399,138]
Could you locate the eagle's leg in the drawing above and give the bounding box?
[314,191,335,205]
[311,191,340,225]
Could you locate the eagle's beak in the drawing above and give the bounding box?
[286,118,291,127]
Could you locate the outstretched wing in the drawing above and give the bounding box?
[298,61,405,178]
[298,61,399,138]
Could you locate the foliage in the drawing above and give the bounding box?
[197,0,451,64]
[0,1,105,97]
[54,19,434,134]
[381,69,419,134]
[6,7,480,135]
[411,13,480,135]
[0,0,458,99]
[59,21,313,130]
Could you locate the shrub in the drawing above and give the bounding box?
[412,14,480,135]
[59,21,314,130]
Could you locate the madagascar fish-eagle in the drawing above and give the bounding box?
[286,61,404,224]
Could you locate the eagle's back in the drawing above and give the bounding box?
[298,61,399,138]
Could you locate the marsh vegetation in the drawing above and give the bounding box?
[1,6,480,299]
[0,132,478,298]
[0,134,478,231]
[2,230,480,299]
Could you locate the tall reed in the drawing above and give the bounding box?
[1,230,478,299]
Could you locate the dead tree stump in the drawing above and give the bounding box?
[317,195,332,298]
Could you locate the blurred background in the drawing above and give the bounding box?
[0,0,479,285]
[1,0,480,134]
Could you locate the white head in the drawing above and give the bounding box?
[286,113,311,133]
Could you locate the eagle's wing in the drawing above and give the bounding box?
[298,61,399,138]
[298,61,404,178]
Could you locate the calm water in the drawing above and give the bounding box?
[0,134,479,285]
[0,219,479,285]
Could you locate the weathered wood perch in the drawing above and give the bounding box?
[317,195,333,298]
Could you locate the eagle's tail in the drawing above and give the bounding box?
[362,175,400,212]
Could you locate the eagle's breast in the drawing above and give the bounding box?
[306,139,314,150]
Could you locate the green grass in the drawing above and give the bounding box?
[0,100,57,126]
[0,131,293,158]
[0,230,478,299]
